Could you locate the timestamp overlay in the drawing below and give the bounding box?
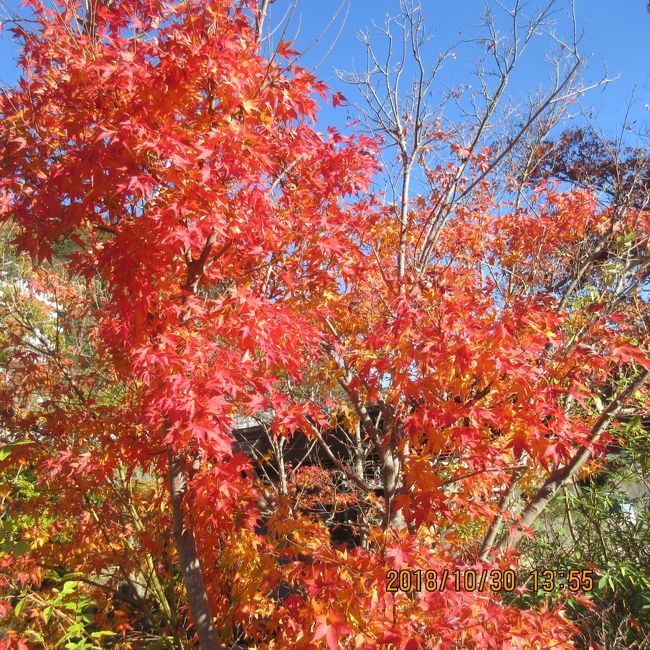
[385,568,595,593]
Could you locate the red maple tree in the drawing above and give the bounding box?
[0,1,648,648]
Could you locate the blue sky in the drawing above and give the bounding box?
[276,0,650,143]
[1,0,648,142]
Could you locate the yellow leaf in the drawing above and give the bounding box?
[241,99,256,114]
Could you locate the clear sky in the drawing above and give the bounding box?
[272,0,650,144]
[1,0,649,143]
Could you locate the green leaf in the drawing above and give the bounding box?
[25,630,45,643]
[625,416,641,432]
[14,595,27,617]
[13,540,30,556]
[61,580,78,595]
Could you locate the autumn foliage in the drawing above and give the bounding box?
[0,0,648,648]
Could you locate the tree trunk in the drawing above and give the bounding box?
[167,449,221,649]
[382,443,406,530]
[353,422,368,547]
[273,437,288,497]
